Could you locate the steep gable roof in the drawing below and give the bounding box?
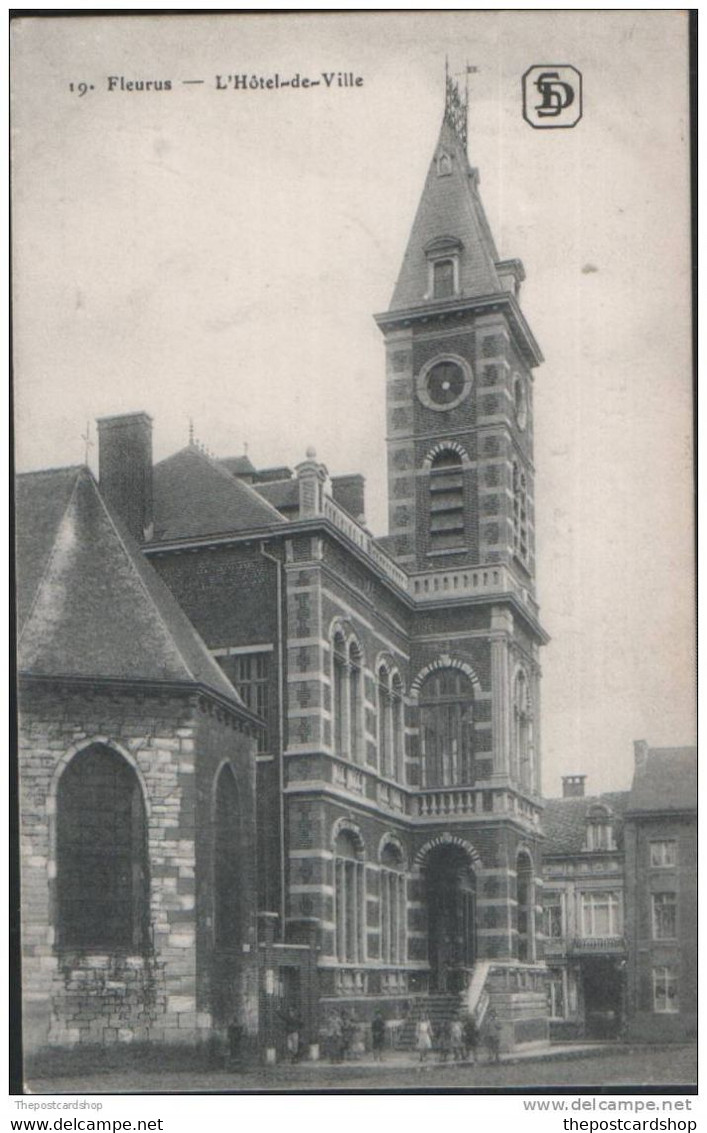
[543,791,631,856]
[152,445,286,542]
[628,747,697,814]
[16,466,244,707]
[390,118,502,311]
[254,478,300,515]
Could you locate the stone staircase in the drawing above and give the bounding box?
[395,962,493,1051]
[395,994,461,1050]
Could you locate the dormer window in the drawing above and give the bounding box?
[424,236,463,302]
[436,151,452,177]
[585,804,616,851]
[433,259,455,299]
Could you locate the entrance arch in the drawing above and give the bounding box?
[423,843,477,992]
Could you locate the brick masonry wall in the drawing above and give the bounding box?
[19,679,258,1053]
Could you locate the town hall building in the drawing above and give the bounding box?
[18,76,554,1062]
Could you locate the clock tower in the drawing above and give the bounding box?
[375,76,542,594]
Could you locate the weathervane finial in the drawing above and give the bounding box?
[444,63,477,150]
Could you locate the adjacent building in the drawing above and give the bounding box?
[542,744,696,1043]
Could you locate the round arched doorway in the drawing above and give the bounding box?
[424,844,476,992]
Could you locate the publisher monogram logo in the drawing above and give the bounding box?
[522,65,582,129]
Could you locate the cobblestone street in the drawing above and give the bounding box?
[26,1043,697,1094]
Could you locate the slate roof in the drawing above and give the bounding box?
[390,118,503,311]
[152,445,286,542]
[254,478,300,516]
[220,454,256,477]
[628,747,697,814]
[543,791,631,856]
[16,466,246,708]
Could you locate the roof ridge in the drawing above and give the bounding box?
[190,444,289,523]
[16,464,86,479]
[17,468,82,649]
[91,474,199,685]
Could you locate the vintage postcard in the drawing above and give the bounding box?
[11,11,695,1097]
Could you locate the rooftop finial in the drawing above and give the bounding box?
[444,63,477,150]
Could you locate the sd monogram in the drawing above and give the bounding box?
[522,64,582,128]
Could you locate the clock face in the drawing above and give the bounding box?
[425,361,466,406]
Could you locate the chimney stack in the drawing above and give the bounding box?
[562,774,586,798]
[633,739,649,770]
[97,412,153,543]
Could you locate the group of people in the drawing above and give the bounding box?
[415,1010,501,1064]
[281,1004,502,1065]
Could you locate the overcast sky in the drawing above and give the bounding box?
[12,11,694,794]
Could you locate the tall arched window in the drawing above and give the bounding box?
[380,842,406,965]
[514,670,533,791]
[214,764,241,948]
[419,667,475,787]
[334,828,365,963]
[429,450,464,551]
[56,745,149,951]
[513,462,529,561]
[332,631,348,758]
[348,640,363,763]
[391,673,405,783]
[378,667,405,782]
[377,666,391,777]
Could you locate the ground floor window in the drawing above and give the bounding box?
[334,829,365,963]
[653,966,679,1014]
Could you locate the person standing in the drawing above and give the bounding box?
[462,1014,479,1064]
[415,1015,433,1062]
[450,1017,464,1062]
[484,1009,501,1064]
[371,1010,386,1062]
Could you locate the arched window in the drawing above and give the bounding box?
[214,764,241,948]
[391,673,405,783]
[377,667,391,776]
[380,842,406,965]
[429,449,464,551]
[516,851,535,962]
[56,745,149,951]
[433,259,455,298]
[334,829,365,963]
[513,462,529,561]
[348,640,363,763]
[419,667,475,787]
[514,670,533,791]
[332,631,348,758]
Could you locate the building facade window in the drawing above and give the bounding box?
[650,840,677,868]
[429,449,465,550]
[227,652,270,753]
[585,807,615,851]
[214,764,241,947]
[517,851,535,962]
[513,669,533,791]
[419,666,475,787]
[379,842,406,965]
[433,259,455,298]
[56,745,149,952]
[653,966,679,1014]
[652,892,677,940]
[513,461,529,561]
[331,630,365,763]
[378,666,405,782]
[580,891,622,938]
[334,829,365,964]
[543,892,564,938]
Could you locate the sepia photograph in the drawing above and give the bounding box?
[11,11,695,1096]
